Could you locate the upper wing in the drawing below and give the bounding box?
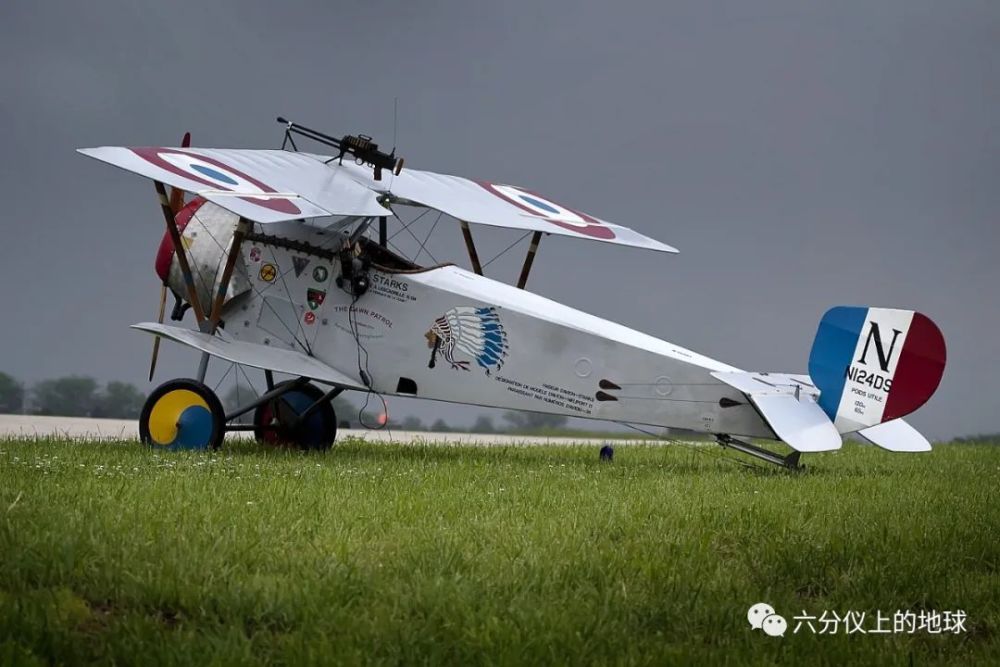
[81,144,678,252]
[78,146,387,223]
[334,160,678,253]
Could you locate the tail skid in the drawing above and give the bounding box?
[716,434,803,471]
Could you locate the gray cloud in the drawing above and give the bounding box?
[1,0,997,438]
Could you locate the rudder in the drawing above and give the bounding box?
[808,306,945,433]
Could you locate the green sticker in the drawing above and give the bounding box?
[307,289,326,310]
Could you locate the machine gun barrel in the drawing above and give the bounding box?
[277,116,403,180]
[277,116,343,147]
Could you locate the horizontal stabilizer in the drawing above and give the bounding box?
[711,371,838,451]
[79,147,388,223]
[711,371,816,396]
[858,419,932,452]
[748,394,842,452]
[132,322,365,389]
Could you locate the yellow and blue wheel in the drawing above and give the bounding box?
[139,379,225,450]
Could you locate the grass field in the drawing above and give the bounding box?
[1,437,997,666]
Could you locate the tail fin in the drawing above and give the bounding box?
[808,307,946,433]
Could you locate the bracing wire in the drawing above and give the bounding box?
[387,208,432,242]
[194,217,312,353]
[390,210,439,264]
[413,211,443,264]
[266,244,313,355]
[482,232,533,269]
[212,362,235,393]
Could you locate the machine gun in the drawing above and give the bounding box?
[277,116,403,181]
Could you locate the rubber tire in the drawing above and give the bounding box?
[139,378,226,450]
[252,381,338,450]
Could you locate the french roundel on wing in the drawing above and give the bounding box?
[130,147,300,214]
[480,182,615,240]
[159,152,276,200]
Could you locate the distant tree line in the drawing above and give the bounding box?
[386,410,569,434]
[221,381,570,434]
[951,434,1000,445]
[1,370,595,435]
[0,372,145,419]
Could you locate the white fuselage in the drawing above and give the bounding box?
[218,223,775,440]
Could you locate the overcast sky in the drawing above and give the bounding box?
[1,1,997,439]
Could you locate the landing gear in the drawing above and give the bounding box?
[139,376,340,451]
[252,380,338,450]
[139,378,226,450]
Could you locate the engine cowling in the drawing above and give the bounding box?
[154,198,250,314]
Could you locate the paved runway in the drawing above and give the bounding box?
[0,414,655,446]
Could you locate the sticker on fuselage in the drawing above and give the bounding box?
[292,256,310,277]
[425,306,508,374]
[258,263,277,283]
[307,289,326,310]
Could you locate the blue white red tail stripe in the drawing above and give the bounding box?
[808,306,946,432]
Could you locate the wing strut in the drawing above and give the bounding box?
[155,178,252,382]
[208,218,250,327]
[459,220,484,275]
[154,180,206,325]
[516,231,543,289]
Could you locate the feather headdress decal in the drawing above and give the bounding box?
[426,306,509,374]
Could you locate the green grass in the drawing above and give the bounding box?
[0,438,997,666]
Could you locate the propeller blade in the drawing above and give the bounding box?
[148,283,168,382]
[168,132,192,213]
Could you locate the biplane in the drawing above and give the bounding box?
[78,118,946,468]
